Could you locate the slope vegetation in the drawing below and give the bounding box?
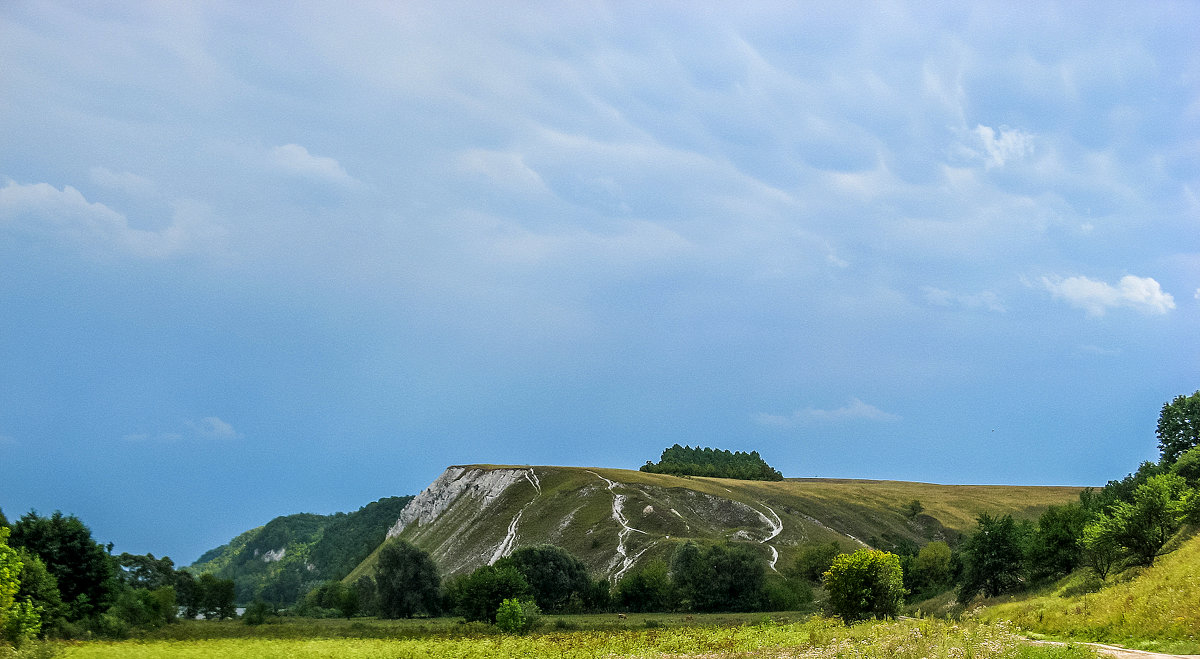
[347,465,1080,584]
[979,530,1200,651]
[190,496,413,603]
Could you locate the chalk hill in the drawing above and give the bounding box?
[344,465,1081,586]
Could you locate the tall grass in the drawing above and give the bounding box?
[53,617,1094,659]
[978,531,1200,653]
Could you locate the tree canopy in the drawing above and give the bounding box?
[1158,390,1200,465]
[374,539,441,619]
[640,445,783,481]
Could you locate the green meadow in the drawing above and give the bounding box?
[44,616,1096,659]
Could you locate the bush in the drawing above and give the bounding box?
[242,599,272,626]
[446,565,529,623]
[494,597,539,634]
[822,549,904,623]
[790,542,841,582]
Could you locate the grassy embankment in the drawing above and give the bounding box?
[49,615,1096,659]
[976,530,1200,654]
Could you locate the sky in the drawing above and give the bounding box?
[1,2,1197,564]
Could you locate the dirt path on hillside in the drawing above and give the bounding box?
[1033,639,1200,659]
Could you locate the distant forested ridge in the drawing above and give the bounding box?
[190,495,413,604]
[640,445,784,481]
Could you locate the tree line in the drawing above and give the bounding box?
[640,445,784,481]
[0,510,238,646]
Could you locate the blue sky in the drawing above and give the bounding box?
[1,2,1197,564]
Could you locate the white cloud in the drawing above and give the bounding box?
[754,398,901,427]
[921,286,1006,312]
[268,144,356,184]
[1194,288,1199,300]
[123,416,241,442]
[1041,274,1175,316]
[973,124,1033,169]
[0,179,224,259]
[189,416,240,439]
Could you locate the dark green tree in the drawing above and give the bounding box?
[115,553,176,591]
[196,573,236,620]
[1027,504,1090,580]
[352,575,379,617]
[957,513,1029,602]
[789,542,842,582]
[9,511,118,621]
[822,549,904,622]
[1157,391,1200,465]
[173,571,199,620]
[308,580,359,619]
[375,539,441,619]
[446,565,529,623]
[494,545,591,613]
[670,542,767,612]
[614,559,674,612]
[640,445,783,481]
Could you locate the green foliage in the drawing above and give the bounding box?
[9,510,118,621]
[1157,390,1200,465]
[446,565,530,623]
[957,513,1029,602]
[1027,503,1089,580]
[351,576,378,617]
[242,599,272,626]
[762,573,813,611]
[115,553,177,591]
[903,499,924,519]
[821,548,905,622]
[374,539,440,619]
[789,542,842,583]
[639,444,783,481]
[13,549,62,638]
[1171,444,1200,484]
[305,580,359,619]
[104,586,176,633]
[196,573,237,620]
[188,496,414,606]
[614,560,674,613]
[1079,515,1121,580]
[494,597,540,634]
[907,541,952,597]
[1104,473,1190,566]
[2,527,42,647]
[670,542,767,612]
[494,545,593,613]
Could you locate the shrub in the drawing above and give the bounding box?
[822,549,904,623]
[494,597,539,634]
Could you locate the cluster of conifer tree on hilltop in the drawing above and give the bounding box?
[640,444,784,481]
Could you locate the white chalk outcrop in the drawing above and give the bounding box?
[387,466,535,539]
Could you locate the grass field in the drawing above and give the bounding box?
[40,616,1096,659]
[976,531,1200,654]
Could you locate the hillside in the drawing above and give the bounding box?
[190,496,413,603]
[978,530,1200,651]
[345,464,1081,585]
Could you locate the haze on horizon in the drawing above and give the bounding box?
[1,2,1196,564]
